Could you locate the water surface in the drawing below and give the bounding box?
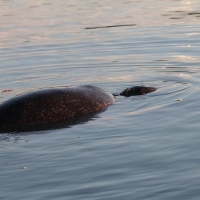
[1,0,200,199]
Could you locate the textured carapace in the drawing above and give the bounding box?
[0,85,115,128]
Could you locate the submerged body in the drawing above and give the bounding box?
[0,85,156,132]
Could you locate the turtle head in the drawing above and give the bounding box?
[120,86,157,97]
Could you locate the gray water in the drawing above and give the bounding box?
[1,0,200,199]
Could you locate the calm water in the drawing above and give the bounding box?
[1,0,200,199]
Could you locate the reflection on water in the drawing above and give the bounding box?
[0,111,101,134]
[1,0,200,200]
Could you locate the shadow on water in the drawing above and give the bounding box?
[0,110,103,134]
[85,24,136,29]
[163,10,200,19]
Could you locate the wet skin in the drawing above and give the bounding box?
[0,85,156,132]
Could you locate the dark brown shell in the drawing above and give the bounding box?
[0,85,115,127]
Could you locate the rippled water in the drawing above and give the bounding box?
[1,0,200,199]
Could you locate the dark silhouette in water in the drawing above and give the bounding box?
[120,86,156,97]
[0,111,103,134]
[0,85,156,133]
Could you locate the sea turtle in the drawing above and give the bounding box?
[0,85,156,133]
